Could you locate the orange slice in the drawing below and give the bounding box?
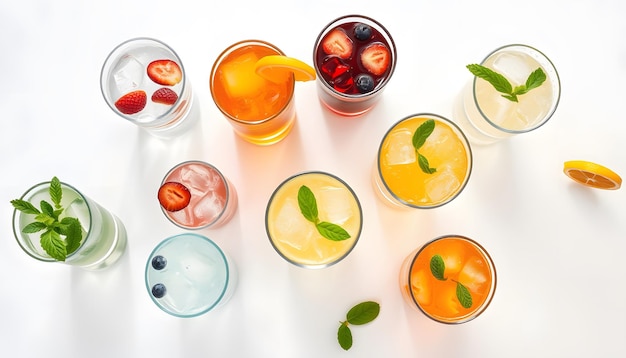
[255,55,316,84]
[563,160,622,190]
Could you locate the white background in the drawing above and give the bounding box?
[1,0,625,357]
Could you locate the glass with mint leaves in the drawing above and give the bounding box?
[11,177,127,270]
[453,44,561,145]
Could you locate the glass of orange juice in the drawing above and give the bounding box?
[210,40,313,146]
[399,235,497,324]
[265,171,362,269]
[373,113,472,209]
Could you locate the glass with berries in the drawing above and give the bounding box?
[157,161,238,230]
[313,15,397,116]
[100,38,194,136]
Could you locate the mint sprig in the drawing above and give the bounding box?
[337,301,380,351]
[297,185,350,241]
[429,254,473,309]
[10,177,83,261]
[467,64,546,103]
[412,119,437,174]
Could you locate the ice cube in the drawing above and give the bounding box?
[424,165,461,203]
[219,52,265,99]
[491,52,533,85]
[274,198,315,250]
[458,256,489,292]
[168,206,193,226]
[317,186,353,225]
[411,269,432,305]
[194,191,224,223]
[112,54,144,95]
[180,164,220,195]
[384,128,416,166]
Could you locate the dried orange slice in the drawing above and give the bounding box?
[255,55,316,83]
[563,160,622,190]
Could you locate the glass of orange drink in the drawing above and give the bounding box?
[400,235,497,324]
[373,113,472,209]
[210,40,315,146]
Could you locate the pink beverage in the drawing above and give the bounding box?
[313,15,396,116]
[158,161,238,229]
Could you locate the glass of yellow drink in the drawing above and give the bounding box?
[265,171,362,269]
[399,235,497,324]
[210,40,296,146]
[373,113,472,209]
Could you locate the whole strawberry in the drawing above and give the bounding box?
[115,90,147,115]
[152,88,178,105]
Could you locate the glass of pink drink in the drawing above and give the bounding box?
[158,161,238,230]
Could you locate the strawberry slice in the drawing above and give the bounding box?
[360,43,391,76]
[114,90,147,115]
[158,182,191,212]
[321,29,353,59]
[151,88,178,105]
[147,59,182,86]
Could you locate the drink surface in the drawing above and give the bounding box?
[266,172,361,267]
[212,44,292,122]
[407,237,495,322]
[162,162,229,228]
[379,116,470,207]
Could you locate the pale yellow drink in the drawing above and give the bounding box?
[265,172,362,268]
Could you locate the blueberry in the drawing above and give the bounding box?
[151,283,166,298]
[354,23,372,41]
[355,74,375,94]
[151,255,167,270]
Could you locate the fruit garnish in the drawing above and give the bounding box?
[563,160,622,190]
[254,55,316,84]
[337,301,380,351]
[151,255,167,270]
[321,28,353,59]
[114,90,147,115]
[151,88,178,105]
[353,23,372,41]
[147,59,182,86]
[158,182,191,212]
[360,43,390,76]
[466,64,546,103]
[151,283,166,298]
[355,74,375,94]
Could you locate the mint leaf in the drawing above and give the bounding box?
[467,63,546,103]
[337,323,352,351]
[61,217,83,255]
[22,222,47,234]
[50,176,62,209]
[40,230,67,261]
[430,254,446,281]
[297,185,318,223]
[40,200,54,217]
[10,199,40,215]
[524,67,546,92]
[346,301,380,325]
[455,281,473,308]
[316,222,350,241]
[418,153,436,174]
[412,119,435,150]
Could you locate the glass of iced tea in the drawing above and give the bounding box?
[400,235,497,324]
[313,14,397,116]
[373,113,472,209]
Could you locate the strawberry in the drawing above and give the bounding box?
[321,29,353,59]
[151,88,178,105]
[158,182,191,212]
[360,43,391,76]
[147,59,182,86]
[114,90,147,115]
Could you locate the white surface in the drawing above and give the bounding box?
[1,1,625,357]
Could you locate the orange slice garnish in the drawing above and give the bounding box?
[255,55,316,83]
[563,160,622,190]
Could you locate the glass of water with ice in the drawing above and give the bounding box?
[100,38,195,136]
[145,233,237,317]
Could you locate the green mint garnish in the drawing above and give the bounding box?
[412,119,437,174]
[429,254,473,309]
[466,63,546,103]
[297,185,350,242]
[10,177,83,261]
[337,301,380,351]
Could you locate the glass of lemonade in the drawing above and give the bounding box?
[313,14,397,116]
[100,37,194,136]
[158,160,238,230]
[210,40,296,146]
[373,113,472,209]
[265,171,362,269]
[12,180,127,270]
[399,235,497,324]
[145,233,237,318]
[453,44,561,145]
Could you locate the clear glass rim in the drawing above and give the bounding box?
[159,160,232,230]
[12,180,93,262]
[264,170,363,269]
[407,234,498,324]
[209,39,296,125]
[376,113,473,209]
[144,233,230,318]
[313,14,397,99]
[99,37,189,127]
[472,43,562,134]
